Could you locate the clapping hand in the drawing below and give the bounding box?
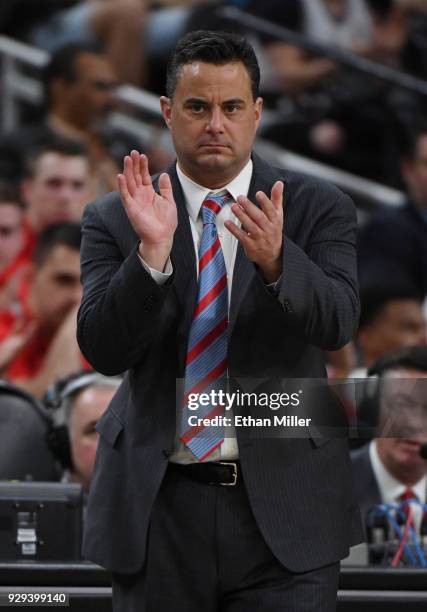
[118,150,178,272]
[225,181,284,283]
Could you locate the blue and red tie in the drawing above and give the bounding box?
[180,191,233,461]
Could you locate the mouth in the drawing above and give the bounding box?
[199,143,230,149]
[398,439,424,451]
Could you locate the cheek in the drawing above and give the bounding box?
[72,439,98,473]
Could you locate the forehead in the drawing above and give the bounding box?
[385,368,427,380]
[38,245,80,272]
[382,299,422,320]
[34,153,89,179]
[72,386,116,418]
[381,369,427,405]
[74,52,116,82]
[174,61,253,100]
[0,202,23,221]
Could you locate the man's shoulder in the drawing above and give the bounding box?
[266,164,356,221]
[253,155,353,209]
[350,442,372,469]
[84,190,126,229]
[284,168,349,199]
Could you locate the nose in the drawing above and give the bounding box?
[206,106,224,134]
[57,184,76,206]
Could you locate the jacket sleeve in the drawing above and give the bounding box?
[77,201,172,375]
[277,184,360,350]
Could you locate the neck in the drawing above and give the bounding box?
[49,110,89,140]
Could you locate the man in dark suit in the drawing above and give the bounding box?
[358,122,427,301]
[77,30,363,611]
[351,346,427,525]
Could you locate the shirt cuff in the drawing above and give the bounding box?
[137,252,173,285]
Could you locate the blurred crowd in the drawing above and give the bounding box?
[0,0,426,554]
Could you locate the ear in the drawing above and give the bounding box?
[160,96,172,129]
[254,97,263,130]
[49,77,70,104]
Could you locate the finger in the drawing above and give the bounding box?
[131,150,142,187]
[235,197,268,231]
[255,190,277,223]
[123,155,137,197]
[139,153,152,186]
[158,172,174,202]
[271,181,284,209]
[224,219,251,245]
[231,203,260,237]
[118,174,136,213]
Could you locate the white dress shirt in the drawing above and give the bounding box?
[139,159,253,463]
[370,440,427,533]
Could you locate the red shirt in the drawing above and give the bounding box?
[0,220,34,290]
[0,303,90,382]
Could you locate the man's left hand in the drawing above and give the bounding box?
[224,180,284,284]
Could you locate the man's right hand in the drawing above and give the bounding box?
[118,150,177,272]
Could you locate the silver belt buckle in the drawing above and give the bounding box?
[218,461,238,486]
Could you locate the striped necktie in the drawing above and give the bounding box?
[180,190,233,461]
[399,488,418,520]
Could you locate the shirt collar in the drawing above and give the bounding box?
[176,159,253,223]
[370,440,426,504]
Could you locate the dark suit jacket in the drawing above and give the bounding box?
[77,153,364,574]
[357,200,427,298]
[350,443,381,524]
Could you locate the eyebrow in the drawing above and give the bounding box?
[184,97,246,106]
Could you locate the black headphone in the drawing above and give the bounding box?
[0,380,61,480]
[0,379,52,425]
[43,370,107,471]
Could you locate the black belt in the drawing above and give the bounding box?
[168,461,241,486]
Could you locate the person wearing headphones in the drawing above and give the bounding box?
[46,371,122,493]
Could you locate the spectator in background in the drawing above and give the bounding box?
[358,122,427,301]
[0,183,30,311]
[47,372,121,493]
[2,0,146,86]
[241,0,419,181]
[354,286,426,377]
[0,140,91,314]
[22,140,93,236]
[0,222,88,398]
[0,44,169,191]
[351,346,427,528]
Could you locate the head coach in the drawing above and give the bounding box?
[77,29,363,612]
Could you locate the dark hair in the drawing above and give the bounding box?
[166,30,260,100]
[43,42,104,105]
[369,346,427,376]
[359,286,422,329]
[399,120,427,161]
[0,180,24,209]
[33,222,81,267]
[24,137,89,179]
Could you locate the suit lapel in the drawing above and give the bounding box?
[154,164,197,371]
[154,163,198,315]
